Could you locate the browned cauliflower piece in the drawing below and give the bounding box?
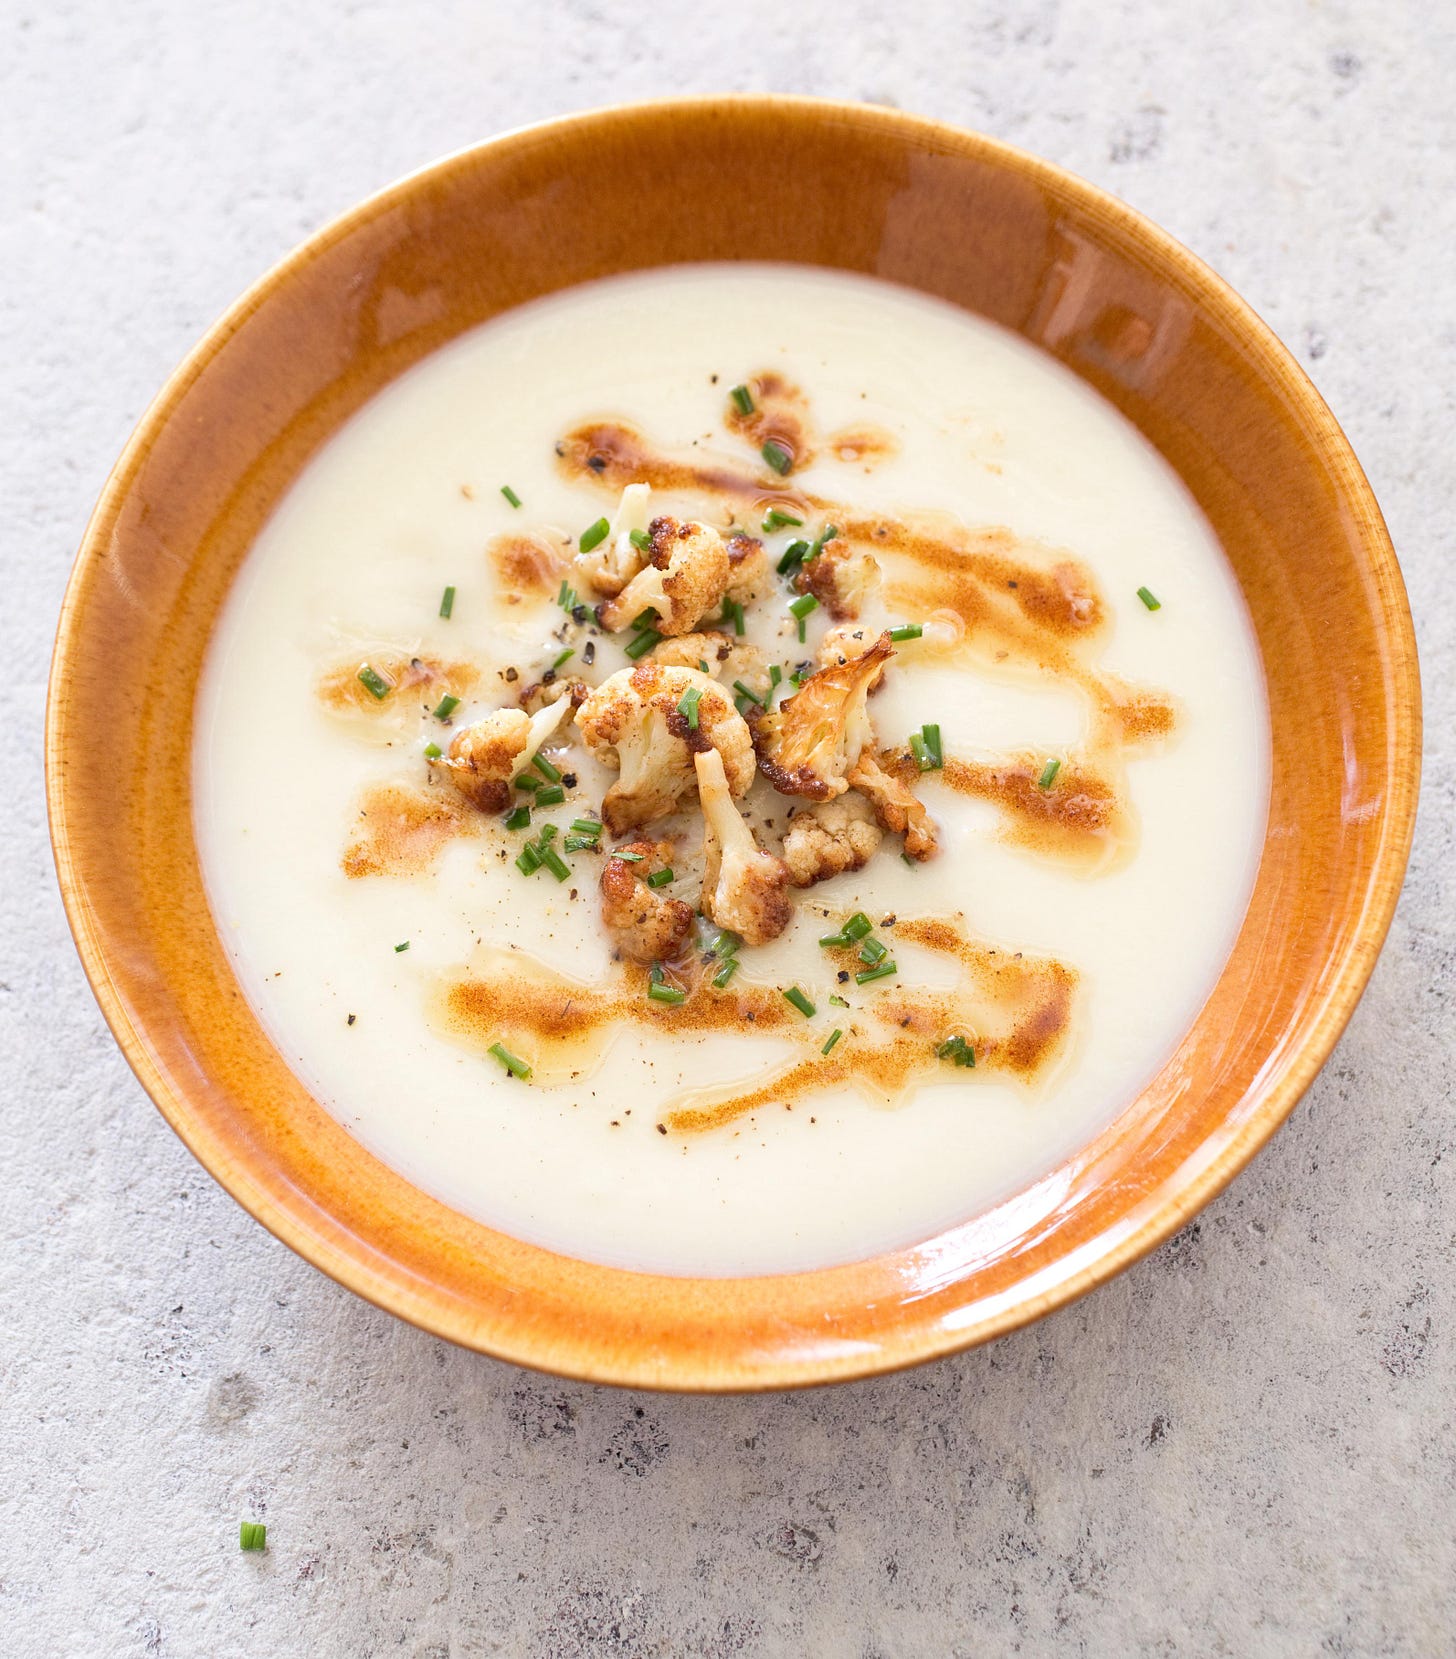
[781,793,884,887]
[645,630,735,671]
[816,624,885,675]
[573,482,652,598]
[718,640,773,701]
[575,662,754,834]
[724,532,773,607]
[598,517,730,636]
[753,633,894,800]
[848,751,940,861]
[517,675,590,715]
[433,699,572,814]
[694,749,792,946]
[600,839,694,964]
[791,536,881,620]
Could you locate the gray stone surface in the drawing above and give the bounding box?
[3,0,1453,1652]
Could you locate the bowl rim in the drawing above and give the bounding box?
[46,94,1421,1389]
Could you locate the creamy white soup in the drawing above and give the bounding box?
[194,264,1268,1277]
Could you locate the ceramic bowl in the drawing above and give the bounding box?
[47,98,1420,1390]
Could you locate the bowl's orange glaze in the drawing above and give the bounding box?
[45,98,1420,1390]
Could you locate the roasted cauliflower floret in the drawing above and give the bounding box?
[753,633,894,800]
[575,662,754,833]
[718,640,773,701]
[848,751,939,861]
[724,532,773,607]
[791,535,881,621]
[598,517,730,636]
[573,482,652,598]
[781,793,884,887]
[517,675,589,714]
[433,698,571,814]
[645,630,735,671]
[600,839,694,964]
[816,624,885,677]
[694,749,793,946]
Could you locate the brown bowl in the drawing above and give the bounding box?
[46,98,1420,1390]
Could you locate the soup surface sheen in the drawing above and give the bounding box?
[195,265,1268,1276]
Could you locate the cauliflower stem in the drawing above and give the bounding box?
[694,748,792,946]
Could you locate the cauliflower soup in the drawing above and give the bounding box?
[194,265,1268,1276]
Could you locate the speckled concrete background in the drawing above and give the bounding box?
[4,1,1453,1653]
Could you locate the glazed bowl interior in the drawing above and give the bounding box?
[47,97,1419,1390]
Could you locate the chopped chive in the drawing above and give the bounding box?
[712,958,740,989]
[776,538,811,575]
[534,784,566,807]
[1037,758,1061,790]
[579,517,610,553]
[788,596,819,620]
[557,579,579,614]
[730,383,755,416]
[515,843,542,874]
[239,1522,267,1552]
[1137,585,1162,611]
[858,936,888,966]
[439,585,456,619]
[698,659,710,673]
[901,852,916,868]
[357,664,391,701]
[647,867,674,889]
[630,608,659,630]
[504,804,532,831]
[678,685,703,729]
[624,628,662,660]
[713,597,745,636]
[922,723,943,768]
[822,1028,843,1056]
[423,740,443,760]
[806,524,839,561]
[888,623,924,642]
[768,664,782,687]
[539,846,570,881]
[394,941,410,953]
[855,961,898,985]
[819,931,850,949]
[936,1034,977,1068]
[611,849,645,863]
[629,527,653,553]
[432,693,460,722]
[551,648,575,672]
[709,927,741,959]
[762,507,804,532]
[532,753,562,783]
[569,817,602,837]
[514,773,541,792]
[909,733,933,772]
[501,484,523,508]
[782,986,816,1019]
[488,1041,532,1079]
[537,823,558,844]
[732,679,765,707]
[828,994,850,1008]
[761,439,793,475]
[648,981,687,1005]
[562,834,597,852]
[649,961,665,985]
[843,912,873,941]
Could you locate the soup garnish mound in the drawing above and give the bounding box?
[322,374,1176,1136]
